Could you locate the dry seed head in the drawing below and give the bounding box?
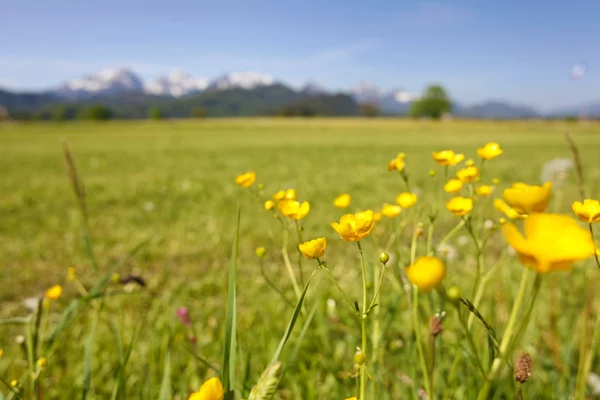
[430,315,443,336]
[514,352,533,383]
[248,361,283,400]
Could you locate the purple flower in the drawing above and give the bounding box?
[176,307,191,326]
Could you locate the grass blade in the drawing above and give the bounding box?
[158,339,172,400]
[271,269,316,364]
[82,303,102,400]
[223,203,241,399]
[289,302,318,364]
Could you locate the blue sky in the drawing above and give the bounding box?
[2,0,599,110]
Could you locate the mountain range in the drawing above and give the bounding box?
[0,67,594,119]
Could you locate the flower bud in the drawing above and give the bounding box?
[36,357,47,368]
[446,285,461,302]
[255,247,267,258]
[353,348,366,366]
[257,183,264,190]
[492,178,500,185]
[379,252,390,265]
[429,169,436,177]
[67,267,76,281]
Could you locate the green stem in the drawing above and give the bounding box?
[357,241,369,400]
[294,220,305,285]
[317,260,357,314]
[413,287,432,398]
[282,229,302,300]
[477,269,532,400]
[577,299,600,400]
[467,250,487,331]
[259,259,295,309]
[426,219,435,256]
[436,219,466,252]
[410,224,419,265]
[588,223,600,269]
[367,263,387,314]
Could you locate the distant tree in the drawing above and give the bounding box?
[148,106,164,120]
[360,103,380,118]
[191,106,206,118]
[79,104,112,121]
[409,84,452,119]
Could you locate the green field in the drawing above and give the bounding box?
[1,119,600,399]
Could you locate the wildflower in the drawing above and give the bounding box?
[44,285,62,301]
[255,247,266,258]
[264,200,275,211]
[36,357,47,368]
[464,159,475,167]
[456,166,479,183]
[444,178,463,193]
[278,200,310,220]
[189,377,224,400]
[0,349,2,358]
[274,189,295,201]
[67,267,76,281]
[382,203,402,218]
[406,256,446,292]
[572,199,600,223]
[432,150,465,166]
[379,252,390,264]
[373,211,383,222]
[446,196,473,216]
[503,182,552,214]
[540,158,573,185]
[492,178,500,185]
[477,142,503,160]
[437,243,458,262]
[10,380,17,387]
[396,192,417,208]
[503,213,595,273]
[299,238,327,259]
[475,185,494,197]
[176,307,191,326]
[387,152,406,172]
[429,169,436,177]
[330,210,376,242]
[446,286,461,302]
[494,199,522,219]
[334,193,351,209]
[235,172,256,188]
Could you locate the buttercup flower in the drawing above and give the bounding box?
[334,193,351,209]
[444,178,463,194]
[45,285,62,300]
[387,153,406,172]
[278,200,310,220]
[373,211,383,222]
[446,196,473,216]
[189,377,224,400]
[572,199,600,223]
[476,185,494,197]
[406,256,446,292]
[235,172,256,188]
[494,199,522,220]
[456,166,479,183]
[274,189,296,201]
[382,203,402,218]
[264,200,275,211]
[477,142,503,160]
[503,213,595,273]
[330,210,376,242]
[396,192,417,208]
[464,159,475,167]
[299,237,327,259]
[0,349,3,358]
[503,182,552,215]
[432,150,465,166]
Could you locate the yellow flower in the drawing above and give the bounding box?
[373,211,383,222]
[477,142,503,160]
[235,172,256,188]
[492,178,500,185]
[494,199,522,220]
[273,189,296,201]
[446,196,473,216]
[432,150,465,166]
[0,349,3,358]
[345,398,358,400]
[406,256,446,292]
[299,237,327,259]
[264,200,275,211]
[67,267,76,281]
[278,200,310,220]
[456,166,479,183]
[503,213,595,273]
[387,152,406,172]
[382,203,402,218]
[503,182,552,214]
[334,193,351,209]
[330,210,376,242]
[189,377,224,400]
[10,380,17,387]
[475,185,494,197]
[45,285,62,300]
[464,159,475,167]
[444,178,463,193]
[37,357,47,368]
[572,199,600,223]
[396,192,417,208]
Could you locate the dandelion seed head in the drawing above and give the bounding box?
[457,235,469,247]
[484,219,495,230]
[540,158,573,187]
[437,243,458,262]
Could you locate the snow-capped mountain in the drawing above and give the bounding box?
[300,81,329,95]
[56,68,144,98]
[144,70,208,97]
[207,72,274,90]
[348,81,382,104]
[347,81,417,113]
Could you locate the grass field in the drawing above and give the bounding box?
[1,119,600,399]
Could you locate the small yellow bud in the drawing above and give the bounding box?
[353,349,366,366]
[264,200,275,211]
[255,247,267,258]
[429,169,436,177]
[465,159,475,167]
[37,357,47,368]
[111,273,121,283]
[499,217,507,225]
[492,178,500,185]
[379,252,390,264]
[10,380,18,387]
[67,267,76,281]
[446,286,461,302]
[257,183,264,190]
[44,285,62,300]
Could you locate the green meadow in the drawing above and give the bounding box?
[1,119,600,399]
